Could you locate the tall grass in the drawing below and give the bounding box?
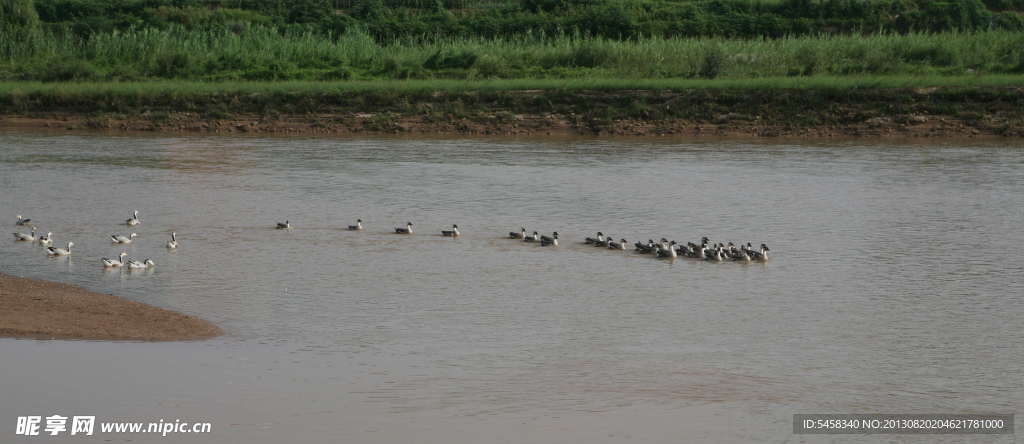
[2,26,1024,82]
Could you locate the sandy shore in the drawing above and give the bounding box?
[0,272,222,341]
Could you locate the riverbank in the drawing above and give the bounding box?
[0,273,222,341]
[3,81,1023,138]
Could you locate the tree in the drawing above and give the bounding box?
[0,0,40,41]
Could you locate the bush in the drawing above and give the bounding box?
[0,0,41,40]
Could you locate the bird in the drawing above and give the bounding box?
[657,241,678,258]
[127,259,156,269]
[47,242,74,256]
[395,222,413,234]
[14,215,31,226]
[126,210,140,226]
[13,227,37,241]
[102,252,128,267]
[636,239,658,254]
[441,225,459,236]
[276,221,291,229]
[608,238,627,250]
[523,231,539,242]
[110,233,138,244]
[751,244,770,261]
[348,219,363,230]
[38,232,53,245]
[509,228,526,239]
[584,232,604,244]
[593,236,611,247]
[166,232,178,249]
[731,245,751,261]
[540,233,558,246]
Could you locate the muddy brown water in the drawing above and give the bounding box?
[1,133,1022,443]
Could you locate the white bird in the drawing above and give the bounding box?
[47,242,74,256]
[395,222,413,234]
[127,259,155,269]
[102,252,128,267]
[13,227,37,241]
[14,215,31,226]
[126,210,140,226]
[38,232,53,245]
[166,232,178,249]
[441,224,459,236]
[348,219,363,230]
[276,221,291,229]
[111,233,138,244]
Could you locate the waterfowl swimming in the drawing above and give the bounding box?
[441,225,460,236]
[705,245,724,261]
[523,231,539,242]
[636,239,658,254]
[348,219,363,230]
[539,233,558,246]
[126,210,140,226]
[127,259,155,269]
[594,236,611,247]
[47,242,74,256]
[731,244,751,261]
[509,228,526,239]
[657,241,678,258]
[584,232,604,244]
[608,238,627,250]
[166,232,178,249]
[395,222,413,234]
[750,244,770,260]
[13,227,37,241]
[276,221,291,229]
[38,232,53,245]
[14,215,31,226]
[110,233,138,244]
[102,252,128,267]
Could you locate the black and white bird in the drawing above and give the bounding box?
[750,244,770,260]
[166,232,178,249]
[47,242,74,256]
[608,239,627,250]
[102,252,128,267]
[524,231,540,242]
[509,228,526,239]
[593,236,611,247]
[127,259,156,269]
[276,221,292,229]
[111,233,138,244]
[539,233,559,246]
[126,210,140,226]
[395,222,413,234]
[348,219,363,230]
[14,215,31,226]
[441,225,460,236]
[657,241,678,258]
[584,232,605,244]
[540,232,558,242]
[13,227,37,241]
[38,231,53,245]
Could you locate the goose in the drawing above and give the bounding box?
[102,252,128,267]
[395,222,413,234]
[539,233,558,246]
[166,232,178,249]
[110,233,138,244]
[584,232,605,244]
[594,236,611,247]
[657,241,679,258]
[636,239,658,254]
[608,238,627,250]
[276,221,291,229]
[656,238,670,251]
[47,242,74,256]
[13,227,37,241]
[38,232,53,245]
[731,245,751,261]
[523,231,539,242]
[509,228,526,239]
[705,245,724,261]
[126,210,140,226]
[751,244,770,261]
[14,215,31,226]
[348,219,363,230]
[441,225,460,236]
[127,259,156,269]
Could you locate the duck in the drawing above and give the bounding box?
[636,239,658,254]
[705,245,724,261]
[593,236,611,247]
[584,232,604,244]
[395,222,413,234]
[13,227,37,241]
[14,215,31,226]
[348,219,363,230]
[539,233,558,246]
[523,231,539,242]
[126,210,140,226]
[608,238,627,250]
[166,232,178,249]
[110,233,138,244]
[731,244,751,261]
[47,242,74,256]
[441,224,460,236]
[276,221,291,229]
[38,232,53,245]
[127,259,155,269]
[102,252,128,267]
[509,228,526,239]
[657,241,679,258]
[751,244,770,261]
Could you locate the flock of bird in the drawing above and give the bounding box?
[275,218,770,262]
[12,212,173,269]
